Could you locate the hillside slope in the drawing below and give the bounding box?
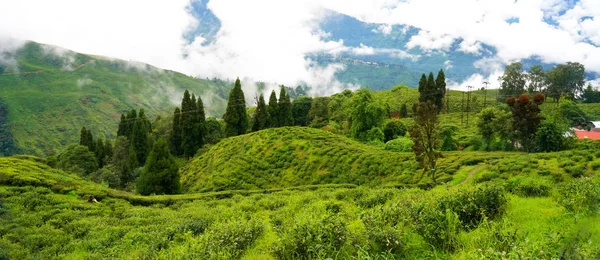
[180,127,517,192]
[0,42,232,156]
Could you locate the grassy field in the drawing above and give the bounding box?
[0,42,232,156]
[1,151,599,259]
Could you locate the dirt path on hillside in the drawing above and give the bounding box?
[460,165,487,185]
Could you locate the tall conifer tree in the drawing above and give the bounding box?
[170,107,182,156]
[418,74,428,102]
[195,96,206,150]
[267,90,279,128]
[223,78,248,137]
[132,110,150,165]
[252,94,268,131]
[278,86,293,126]
[435,69,446,112]
[136,138,180,195]
[181,90,196,157]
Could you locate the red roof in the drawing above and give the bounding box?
[574,131,600,140]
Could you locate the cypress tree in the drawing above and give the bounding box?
[124,109,137,139]
[435,69,446,113]
[223,78,248,137]
[80,127,88,147]
[117,114,127,136]
[427,72,436,105]
[181,90,196,158]
[195,96,206,150]
[267,90,279,128]
[418,74,428,102]
[132,110,150,165]
[136,138,180,195]
[252,94,268,131]
[86,130,95,152]
[278,86,293,126]
[170,107,182,156]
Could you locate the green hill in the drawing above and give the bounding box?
[0,42,232,156]
[180,127,519,192]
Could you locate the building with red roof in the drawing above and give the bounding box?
[574,130,600,140]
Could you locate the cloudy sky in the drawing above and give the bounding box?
[0,0,599,93]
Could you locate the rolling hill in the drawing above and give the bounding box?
[0,41,232,156]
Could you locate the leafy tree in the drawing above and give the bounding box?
[132,110,151,165]
[136,138,180,195]
[435,69,446,109]
[546,62,585,103]
[348,89,386,141]
[267,90,279,128]
[252,94,268,131]
[292,96,313,126]
[559,99,588,126]
[506,94,544,152]
[527,65,546,94]
[57,144,99,176]
[205,117,224,144]
[279,86,294,126]
[499,62,526,98]
[440,125,458,151]
[400,103,408,118]
[170,107,182,155]
[476,107,512,151]
[91,165,121,188]
[383,120,407,143]
[409,102,442,183]
[535,121,571,152]
[224,78,249,137]
[582,84,600,103]
[308,97,330,128]
[328,89,353,123]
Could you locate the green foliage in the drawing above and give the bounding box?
[132,109,151,165]
[384,137,414,152]
[136,138,180,195]
[0,98,19,156]
[292,96,313,126]
[546,62,586,102]
[499,62,526,98]
[348,89,386,140]
[506,94,544,152]
[267,90,280,128]
[409,102,442,182]
[582,84,600,103]
[308,97,330,128]
[535,120,572,152]
[383,119,407,143]
[251,94,268,131]
[559,177,600,215]
[440,125,458,151]
[224,79,248,137]
[278,86,294,126]
[111,136,137,188]
[399,103,408,118]
[56,144,98,176]
[170,107,182,155]
[204,117,223,145]
[559,99,588,126]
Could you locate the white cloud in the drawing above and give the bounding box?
[406,30,455,52]
[447,71,504,91]
[373,24,393,35]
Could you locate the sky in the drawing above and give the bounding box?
[0,0,599,94]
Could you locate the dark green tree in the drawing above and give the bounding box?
[582,84,600,103]
[527,65,546,93]
[499,62,526,99]
[194,95,207,151]
[252,94,268,131]
[104,139,113,164]
[125,109,138,139]
[383,119,407,143]
[535,121,571,152]
[546,62,585,103]
[117,114,127,136]
[95,137,106,168]
[111,136,137,187]
[181,90,197,158]
[223,78,248,137]
[170,107,182,155]
[267,90,279,128]
[348,89,386,140]
[136,138,180,195]
[278,86,294,126]
[418,74,428,102]
[132,110,150,165]
[86,129,95,152]
[205,117,223,144]
[80,127,89,148]
[440,125,458,151]
[400,103,408,118]
[409,101,442,183]
[292,96,313,126]
[308,97,330,128]
[427,72,436,103]
[435,69,446,112]
[57,144,99,176]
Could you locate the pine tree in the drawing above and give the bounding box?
[111,136,135,187]
[117,114,127,136]
[435,69,446,113]
[125,109,137,139]
[418,74,428,102]
[104,139,113,163]
[136,138,180,195]
[86,130,95,152]
[252,94,268,131]
[80,127,88,147]
[426,72,436,105]
[132,110,150,165]
[170,107,182,156]
[267,90,279,128]
[223,78,248,137]
[181,90,196,158]
[278,86,293,126]
[195,96,206,150]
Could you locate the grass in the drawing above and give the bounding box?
[0,41,232,156]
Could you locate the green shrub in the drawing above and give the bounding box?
[559,177,600,215]
[437,185,507,230]
[564,165,586,178]
[508,179,551,197]
[384,137,413,152]
[275,214,347,259]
